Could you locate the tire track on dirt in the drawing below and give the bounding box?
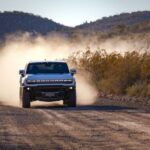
[39,108,149,149]
[0,105,150,150]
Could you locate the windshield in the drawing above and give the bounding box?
[26,62,69,74]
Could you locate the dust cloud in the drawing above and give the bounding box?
[0,32,149,107]
[76,74,98,105]
[0,33,98,106]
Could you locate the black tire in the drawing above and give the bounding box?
[20,89,30,108]
[63,90,76,107]
[63,99,68,105]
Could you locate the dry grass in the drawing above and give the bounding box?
[69,49,150,98]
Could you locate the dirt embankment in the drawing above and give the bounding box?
[98,95,150,111]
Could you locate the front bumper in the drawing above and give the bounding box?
[21,85,75,101]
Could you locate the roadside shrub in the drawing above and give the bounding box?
[127,82,150,97]
[69,49,150,98]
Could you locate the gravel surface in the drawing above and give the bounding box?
[0,102,150,150]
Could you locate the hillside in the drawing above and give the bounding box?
[75,11,150,32]
[0,11,71,38]
[0,11,150,39]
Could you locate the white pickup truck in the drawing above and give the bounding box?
[19,61,76,108]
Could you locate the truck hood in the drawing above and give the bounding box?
[25,73,73,80]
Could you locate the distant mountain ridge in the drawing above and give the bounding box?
[0,11,150,38]
[75,11,150,32]
[0,11,72,38]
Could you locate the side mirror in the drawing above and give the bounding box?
[70,68,77,76]
[19,69,25,77]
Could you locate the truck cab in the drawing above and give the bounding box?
[19,61,76,108]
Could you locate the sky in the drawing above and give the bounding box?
[0,0,150,27]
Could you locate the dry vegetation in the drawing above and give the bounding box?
[69,49,150,99]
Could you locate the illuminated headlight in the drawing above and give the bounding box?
[69,87,73,90]
[63,79,73,83]
[27,80,36,83]
[27,87,30,90]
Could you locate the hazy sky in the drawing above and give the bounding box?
[0,0,150,26]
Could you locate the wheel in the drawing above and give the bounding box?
[63,99,67,105]
[63,90,76,107]
[20,88,31,108]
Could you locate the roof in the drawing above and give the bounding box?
[28,60,67,64]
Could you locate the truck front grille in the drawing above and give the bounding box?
[31,86,69,92]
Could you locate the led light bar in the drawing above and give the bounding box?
[27,79,73,84]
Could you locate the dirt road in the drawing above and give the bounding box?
[0,102,150,150]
